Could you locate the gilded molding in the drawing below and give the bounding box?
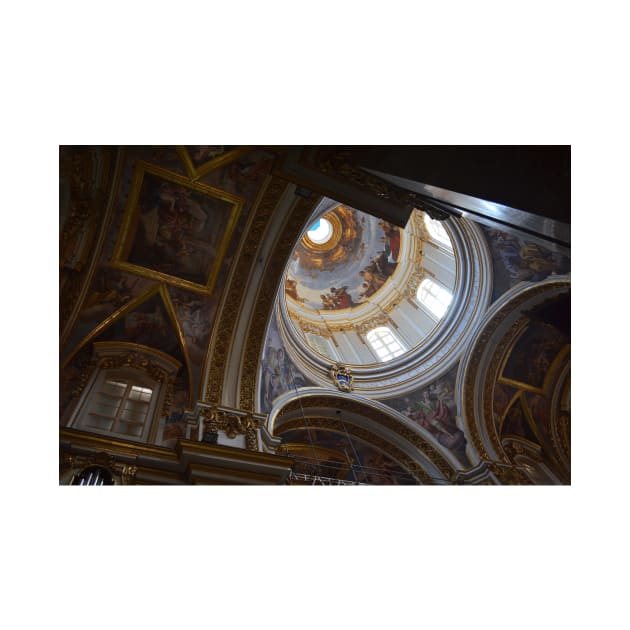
[176,146,255,181]
[111,161,245,296]
[60,451,138,485]
[199,406,263,450]
[461,280,571,464]
[204,177,290,404]
[276,396,456,479]
[482,316,530,458]
[485,461,532,485]
[238,192,322,410]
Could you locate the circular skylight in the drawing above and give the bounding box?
[307,218,333,244]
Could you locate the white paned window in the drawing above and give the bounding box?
[417,278,453,319]
[424,215,452,248]
[366,326,406,362]
[85,379,154,438]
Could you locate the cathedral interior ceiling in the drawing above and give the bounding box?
[60,146,571,484]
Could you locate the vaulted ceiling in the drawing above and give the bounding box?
[60,145,571,485]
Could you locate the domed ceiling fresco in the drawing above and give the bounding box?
[284,204,402,312]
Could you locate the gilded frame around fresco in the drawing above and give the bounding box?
[112,161,244,295]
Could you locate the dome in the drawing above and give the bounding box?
[275,197,493,398]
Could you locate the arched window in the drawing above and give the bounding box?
[84,378,154,438]
[424,215,452,248]
[366,326,406,362]
[67,342,181,444]
[417,278,453,319]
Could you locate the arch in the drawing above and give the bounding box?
[268,387,461,484]
[455,276,571,483]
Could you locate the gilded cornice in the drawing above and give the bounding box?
[60,428,293,484]
[60,427,180,460]
[199,406,263,451]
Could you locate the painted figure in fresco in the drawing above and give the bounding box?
[171,293,213,363]
[404,389,466,452]
[356,249,398,302]
[136,180,216,280]
[262,347,287,410]
[489,230,566,283]
[262,345,308,410]
[80,270,139,321]
[320,286,356,310]
[379,221,401,262]
[285,277,305,302]
[124,304,173,350]
[161,387,189,447]
[358,268,387,299]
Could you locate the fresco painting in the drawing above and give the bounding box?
[483,227,570,300]
[126,172,238,286]
[259,313,313,412]
[385,369,470,464]
[89,294,187,378]
[493,382,518,435]
[79,267,154,324]
[160,377,190,448]
[285,206,402,311]
[168,287,218,365]
[64,147,276,405]
[501,321,569,390]
[501,402,539,445]
[524,391,553,447]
